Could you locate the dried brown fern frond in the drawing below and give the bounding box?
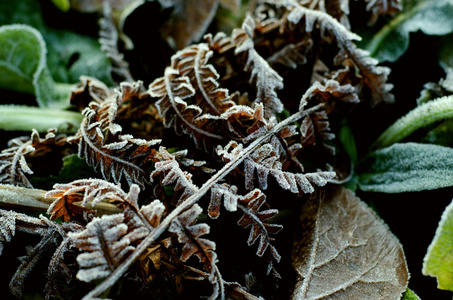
[170,43,236,115]
[69,83,161,187]
[49,179,166,284]
[0,129,69,188]
[149,66,226,149]
[98,2,134,83]
[279,2,394,106]
[232,15,285,117]
[208,183,282,270]
[169,204,217,278]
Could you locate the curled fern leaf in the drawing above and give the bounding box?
[169,204,217,275]
[281,3,394,106]
[69,84,161,187]
[0,129,68,188]
[244,140,335,193]
[170,43,235,115]
[69,213,135,282]
[233,15,284,116]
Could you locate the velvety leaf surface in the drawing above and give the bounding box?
[366,0,453,62]
[0,24,58,107]
[402,288,422,300]
[358,142,453,193]
[423,199,453,291]
[291,185,408,299]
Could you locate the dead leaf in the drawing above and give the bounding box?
[292,185,408,299]
[47,194,91,222]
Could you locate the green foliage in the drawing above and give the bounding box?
[366,0,453,62]
[402,288,422,300]
[375,95,453,148]
[358,142,453,193]
[0,0,113,108]
[0,24,67,108]
[0,105,82,132]
[423,199,453,291]
[44,28,113,84]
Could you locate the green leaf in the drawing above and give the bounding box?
[45,28,113,85]
[358,142,453,193]
[0,105,82,133]
[51,0,71,12]
[366,0,453,62]
[402,288,421,300]
[423,199,453,291]
[0,0,113,87]
[375,95,453,148]
[0,24,70,108]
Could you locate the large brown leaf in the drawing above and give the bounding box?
[292,185,408,299]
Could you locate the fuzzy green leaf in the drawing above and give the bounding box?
[366,0,453,62]
[375,95,453,148]
[0,0,113,87]
[402,288,421,300]
[423,199,453,291]
[45,28,113,85]
[358,143,453,193]
[0,24,68,108]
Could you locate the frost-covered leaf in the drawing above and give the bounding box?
[0,129,68,188]
[292,185,409,299]
[366,0,453,62]
[423,199,453,291]
[244,140,335,194]
[236,189,282,259]
[169,204,217,273]
[69,213,135,282]
[401,288,421,300]
[46,178,133,208]
[70,82,161,187]
[0,24,68,108]
[0,214,15,255]
[375,94,453,148]
[149,66,225,149]
[171,43,235,115]
[233,15,284,116]
[282,4,394,106]
[358,142,453,193]
[47,193,93,222]
[150,147,199,203]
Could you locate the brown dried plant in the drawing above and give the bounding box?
[0,1,410,299]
